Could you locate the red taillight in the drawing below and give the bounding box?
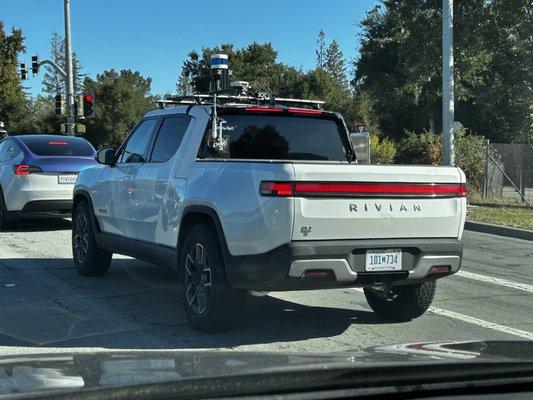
[288,108,322,115]
[260,181,467,197]
[244,107,283,113]
[14,164,42,175]
[244,107,323,115]
[260,181,294,197]
[48,141,68,145]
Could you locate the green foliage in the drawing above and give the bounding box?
[180,41,359,128]
[355,0,532,142]
[454,129,486,193]
[41,32,85,95]
[369,134,396,164]
[0,21,27,132]
[83,69,154,147]
[325,40,347,87]
[396,130,443,165]
[396,129,486,192]
[13,95,59,133]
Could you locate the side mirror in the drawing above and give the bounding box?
[96,147,116,166]
[349,132,371,164]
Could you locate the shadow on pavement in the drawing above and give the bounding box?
[4,218,71,232]
[0,255,384,351]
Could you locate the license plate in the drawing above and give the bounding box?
[58,174,78,184]
[365,249,402,271]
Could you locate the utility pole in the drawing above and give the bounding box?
[442,0,454,165]
[64,0,75,135]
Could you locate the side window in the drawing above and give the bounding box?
[150,116,191,163]
[118,119,157,163]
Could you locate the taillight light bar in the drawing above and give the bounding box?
[13,164,43,175]
[260,181,467,198]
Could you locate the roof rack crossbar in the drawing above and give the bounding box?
[157,94,325,110]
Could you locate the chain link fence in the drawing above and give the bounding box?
[484,141,533,206]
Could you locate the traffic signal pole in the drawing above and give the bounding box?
[442,0,455,165]
[64,0,75,136]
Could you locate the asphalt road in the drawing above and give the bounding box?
[0,219,531,356]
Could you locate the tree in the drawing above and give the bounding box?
[0,21,27,132]
[83,69,154,147]
[179,41,359,129]
[316,30,326,69]
[325,39,348,87]
[177,69,192,95]
[354,0,532,142]
[180,42,284,94]
[42,32,85,95]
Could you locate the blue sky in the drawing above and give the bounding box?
[2,0,379,97]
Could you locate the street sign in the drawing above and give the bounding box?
[355,123,367,133]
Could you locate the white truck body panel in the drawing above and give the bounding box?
[291,163,465,241]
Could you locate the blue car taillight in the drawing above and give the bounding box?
[13,164,43,175]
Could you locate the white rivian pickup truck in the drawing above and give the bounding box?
[72,95,466,332]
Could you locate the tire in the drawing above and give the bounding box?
[0,189,17,230]
[364,281,436,322]
[72,200,112,277]
[180,223,246,332]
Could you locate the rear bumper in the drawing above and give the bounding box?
[225,238,463,291]
[7,200,73,219]
[4,183,74,216]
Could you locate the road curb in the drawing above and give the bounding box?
[465,221,533,241]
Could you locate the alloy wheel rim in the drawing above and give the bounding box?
[73,213,89,264]
[184,242,212,314]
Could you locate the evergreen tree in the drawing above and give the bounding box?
[316,29,326,69]
[325,40,347,88]
[42,32,85,95]
[177,69,192,95]
[0,21,27,132]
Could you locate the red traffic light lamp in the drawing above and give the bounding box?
[83,93,95,118]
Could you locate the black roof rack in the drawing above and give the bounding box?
[157,94,325,110]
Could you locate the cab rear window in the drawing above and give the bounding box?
[215,113,350,161]
[20,137,95,157]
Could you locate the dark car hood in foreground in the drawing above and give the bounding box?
[1,341,532,398]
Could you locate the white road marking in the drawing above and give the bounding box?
[352,287,533,340]
[455,270,533,293]
[428,307,533,340]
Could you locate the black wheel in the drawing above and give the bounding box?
[0,189,17,230]
[180,224,245,332]
[72,201,112,277]
[364,281,436,322]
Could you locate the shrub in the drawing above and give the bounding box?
[396,130,442,165]
[370,134,397,164]
[454,129,486,193]
[395,129,486,193]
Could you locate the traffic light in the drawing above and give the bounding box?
[75,95,84,117]
[83,93,95,118]
[31,55,39,74]
[55,94,66,116]
[20,63,28,80]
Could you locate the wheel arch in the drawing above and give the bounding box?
[73,189,102,235]
[177,205,230,269]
